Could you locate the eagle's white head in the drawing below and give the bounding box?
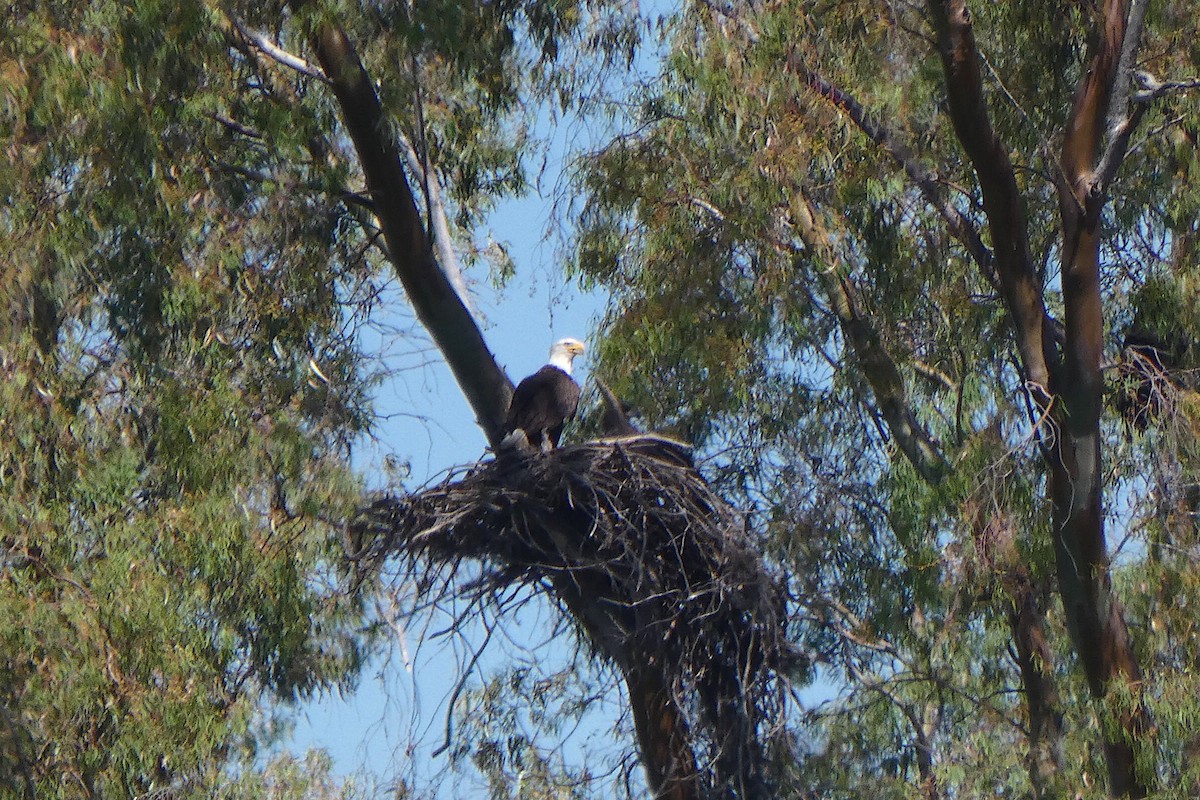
[547,337,585,374]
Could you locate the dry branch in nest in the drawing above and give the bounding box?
[353,434,796,799]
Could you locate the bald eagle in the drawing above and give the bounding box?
[503,338,585,452]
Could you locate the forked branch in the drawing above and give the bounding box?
[926,0,1056,398]
[296,8,513,443]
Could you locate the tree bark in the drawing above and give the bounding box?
[624,665,701,799]
[300,12,702,795]
[926,0,1056,398]
[927,0,1149,794]
[1052,1,1148,794]
[302,16,513,445]
[550,572,702,800]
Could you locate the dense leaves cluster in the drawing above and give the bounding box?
[575,1,1200,797]
[0,2,384,795]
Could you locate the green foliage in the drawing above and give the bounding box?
[573,0,1200,797]
[218,749,373,799]
[449,664,616,800]
[2,0,655,795]
[0,1,379,794]
[14,0,1200,795]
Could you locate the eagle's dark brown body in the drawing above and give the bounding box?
[504,364,581,450]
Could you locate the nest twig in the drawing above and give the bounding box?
[353,434,794,798]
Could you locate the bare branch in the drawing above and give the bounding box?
[229,15,330,84]
[430,620,494,758]
[1095,102,1149,193]
[1098,70,1200,189]
[1134,71,1200,101]
[912,359,957,393]
[397,132,477,315]
[207,112,264,139]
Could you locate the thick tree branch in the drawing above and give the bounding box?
[967,502,1065,797]
[926,0,1056,399]
[303,19,513,444]
[1094,0,1156,191]
[790,210,951,485]
[1088,0,1151,193]
[219,15,390,265]
[229,7,511,438]
[923,2,1150,795]
[559,578,701,800]
[300,12,711,796]
[1056,0,1129,674]
[1105,0,1149,138]
[397,132,476,315]
[1009,578,1065,799]
[1054,1,1148,795]
[1094,102,1149,194]
[829,269,951,483]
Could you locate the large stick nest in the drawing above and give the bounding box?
[353,434,795,797]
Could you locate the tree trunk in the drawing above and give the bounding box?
[1050,1,1148,794]
[927,0,1149,793]
[1008,569,1066,799]
[299,12,704,793]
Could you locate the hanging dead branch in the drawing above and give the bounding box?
[352,434,796,799]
